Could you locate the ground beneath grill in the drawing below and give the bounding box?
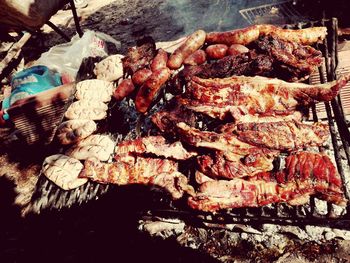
[2,0,350,262]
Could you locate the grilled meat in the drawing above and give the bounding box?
[122,36,157,75]
[250,34,322,81]
[182,33,322,82]
[151,106,199,133]
[206,25,327,46]
[197,151,275,179]
[231,120,329,151]
[188,152,346,212]
[175,122,278,170]
[80,156,194,199]
[115,136,197,160]
[176,120,328,154]
[180,74,350,121]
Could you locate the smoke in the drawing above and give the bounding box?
[158,0,295,38]
[158,0,248,38]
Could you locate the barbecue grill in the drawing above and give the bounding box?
[26,18,350,231]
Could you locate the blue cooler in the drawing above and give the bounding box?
[1,65,62,121]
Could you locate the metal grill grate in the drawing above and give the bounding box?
[239,0,307,25]
[144,18,350,230]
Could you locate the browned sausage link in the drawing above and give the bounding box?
[151,49,168,72]
[205,44,228,59]
[167,30,206,70]
[227,44,249,56]
[113,79,135,100]
[206,25,260,45]
[183,49,207,66]
[135,68,171,113]
[131,68,153,86]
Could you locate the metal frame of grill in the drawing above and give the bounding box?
[239,0,306,25]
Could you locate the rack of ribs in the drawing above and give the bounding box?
[179,74,350,121]
[80,156,194,199]
[188,152,347,212]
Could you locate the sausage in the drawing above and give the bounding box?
[135,68,171,113]
[205,44,228,59]
[151,49,168,71]
[183,50,207,66]
[167,30,206,70]
[113,79,135,100]
[206,25,260,45]
[227,44,249,56]
[131,68,152,86]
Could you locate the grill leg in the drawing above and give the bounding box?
[69,0,84,37]
[46,21,70,42]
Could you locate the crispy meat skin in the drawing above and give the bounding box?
[189,152,346,212]
[122,37,157,75]
[181,74,350,120]
[80,156,193,199]
[115,136,197,160]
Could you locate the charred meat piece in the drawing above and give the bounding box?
[250,34,323,81]
[115,136,197,160]
[122,36,157,75]
[180,74,350,121]
[151,106,198,133]
[188,152,346,212]
[80,156,194,199]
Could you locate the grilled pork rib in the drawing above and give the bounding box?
[80,156,194,199]
[189,152,346,212]
[115,136,197,160]
[181,74,350,121]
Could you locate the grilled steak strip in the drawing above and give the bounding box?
[115,136,197,160]
[80,156,194,199]
[180,74,350,120]
[188,152,346,212]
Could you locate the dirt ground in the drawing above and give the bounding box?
[2,0,350,262]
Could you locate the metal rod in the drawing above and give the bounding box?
[46,21,70,42]
[69,0,83,37]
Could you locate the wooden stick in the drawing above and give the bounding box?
[0,32,31,76]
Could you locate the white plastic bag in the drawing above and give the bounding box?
[35,30,121,80]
